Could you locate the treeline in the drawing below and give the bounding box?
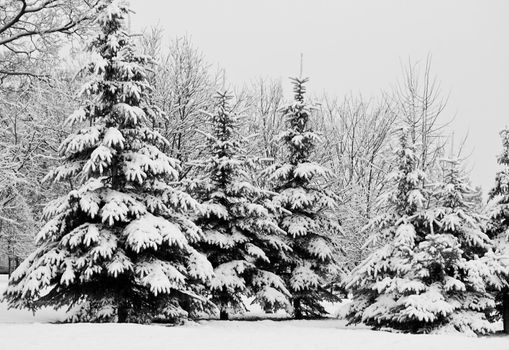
[1,0,508,336]
[1,11,458,275]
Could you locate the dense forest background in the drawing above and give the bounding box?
[0,16,474,273]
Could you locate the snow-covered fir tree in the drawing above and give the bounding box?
[424,159,508,334]
[487,128,509,334]
[344,131,432,330]
[263,78,341,319]
[3,0,213,323]
[186,92,291,320]
[345,131,507,335]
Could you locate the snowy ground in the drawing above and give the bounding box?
[1,275,508,350]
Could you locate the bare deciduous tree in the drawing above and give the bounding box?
[0,0,100,78]
[243,78,285,160]
[314,94,397,268]
[0,55,80,270]
[140,30,219,178]
[391,56,451,177]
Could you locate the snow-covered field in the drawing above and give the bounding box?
[0,275,508,350]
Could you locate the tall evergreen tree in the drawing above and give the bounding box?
[345,132,506,335]
[263,78,341,319]
[3,0,213,323]
[487,128,509,334]
[187,92,291,320]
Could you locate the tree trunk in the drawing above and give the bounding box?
[293,298,303,320]
[118,303,128,323]
[219,309,229,321]
[503,290,509,334]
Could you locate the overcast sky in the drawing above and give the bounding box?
[130,0,509,191]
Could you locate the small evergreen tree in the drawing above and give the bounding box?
[344,130,430,330]
[408,159,505,335]
[487,128,509,334]
[263,78,341,319]
[3,0,213,323]
[187,92,291,320]
[345,131,506,335]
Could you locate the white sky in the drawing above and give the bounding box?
[130,0,509,191]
